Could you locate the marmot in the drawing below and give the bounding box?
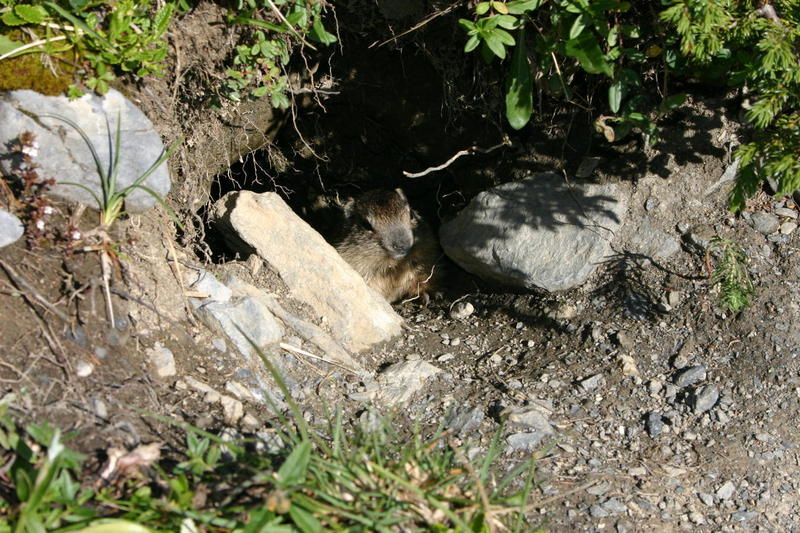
[333,188,443,303]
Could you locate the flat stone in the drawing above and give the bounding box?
[440,172,628,291]
[779,221,797,235]
[692,384,720,414]
[674,365,706,388]
[374,360,442,407]
[445,406,484,435]
[0,89,171,213]
[628,219,681,259]
[209,191,402,352]
[0,210,23,248]
[716,480,736,500]
[750,212,780,235]
[220,395,244,425]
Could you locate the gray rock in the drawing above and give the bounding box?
[188,270,233,303]
[0,89,171,213]
[506,430,553,452]
[220,394,244,425]
[683,224,716,253]
[147,342,176,378]
[0,210,23,248]
[374,360,441,407]
[698,492,714,506]
[602,498,628,515]
[579,373,605,392]
[716,480,736,500]
[89,397,107,420]
[194,296,283,360]
[750,212,780,235]
[731,511,758,523]
[628,219,680,259]
[440,172,628,291]
[674,365,707,388]
[589,504,609,518]
[779,221,797,235]
[76,360,94,377]
[209,191,402,352]
[774,207,798,219]
[445,405,484,435]
[646,412,664,437]
[692,384,720,414]
[507,406,554,436]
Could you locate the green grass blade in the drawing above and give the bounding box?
[43,1,115,50]
[57,181,103,210]
[36,113,108,184]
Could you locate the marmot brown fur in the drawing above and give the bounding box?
[333,188,443,303]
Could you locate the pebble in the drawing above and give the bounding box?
[779,221,797,234]
[674,365,706,388]
[731,511,758,523]
[587,482,611,496]
[645,198,659,211]
[0,209,24,248]
[220,394,244,424]
[589,504,609,518]
[147,342,176,378]
[446,406,484,435]
[716,480,736,500]
[579,373,605,392]
[76,360,94,377]
[93,346,108,360]
[646,411,664,436]
[437,353,455,362]
[698,492,714,506]
[89,397,107,419]
[692,384,720,414]
[211,338,227,352]
[449,301,474,320]
[774,207,798,219]
[602,498,628,515]
[750,212,780,235]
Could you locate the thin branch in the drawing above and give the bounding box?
[0,35,68,61]
[264,0,317,51]
[403,138,511,178]
[0,258,71,323]
[279,342,360,376]
[372,1,465,49]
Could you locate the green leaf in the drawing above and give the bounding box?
[288,504,321,533]
[495,14,518,30]
[465,35,480,53]
[660,93,686,111]
[309,17,336,45]
[483,32,508,59]
[71,520,152,533]
[459,18,476,31]
[475,2,491,15]
[506,0,541,14]
[569,14,587,40]
[565,32,613,77]
[1,10,27,26]
[608,80,622,113]
[14,4,48,24]
[505,28,532,130]
[277,440,310,487]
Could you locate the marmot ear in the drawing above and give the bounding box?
[394,188,408,203]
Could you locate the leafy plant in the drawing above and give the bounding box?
[708,235,755,313]
[0,0,177,95]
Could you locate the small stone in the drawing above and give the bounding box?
[93,346,108,360]
[0,210,24,248]
[628,467,647,477]
[225,381,256,403]
[619,354,639,377]
[674,365,706,388]
[240,413,261,430]
[437,353,455,362]
[774,207,798,219]
[579,373,605,391]
[89,397,107,419]
[613,331,633,349]
[587,482,611,496]
[204,390,221,404]
[731,511,758,523]
[698,492,714,506]
[450,337,461,346]
[76,360,94,377]
[185,376,216,394]
[147,342,176,378]
[220,395,244,424]
[750,212,780,235]
[716,480,736,501]
[506,430,553,452]
[648,379,663,396]
[589,504,609,518]
[645,198,659,211]
[446,406,484,435]
[646,412,664,437]
[602,498,627,515]
[779,221,797,235]
[449,301,475,320]
[692,384,720,414]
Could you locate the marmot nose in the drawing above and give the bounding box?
[386,230,413,259]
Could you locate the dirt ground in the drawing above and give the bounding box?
[2,5,800,531]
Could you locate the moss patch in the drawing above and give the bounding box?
[0,53,73,95]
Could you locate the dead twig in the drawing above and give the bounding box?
[403,138,511,178]
[164,233,199,327]
[279,342,361,376]
[372,1,465,49]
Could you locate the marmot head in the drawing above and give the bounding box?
[347,188,416,259]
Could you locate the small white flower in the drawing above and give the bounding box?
[35,219,45,230]
[70,230,81,240]
[21,141,39,158]
[43,205,54,215]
